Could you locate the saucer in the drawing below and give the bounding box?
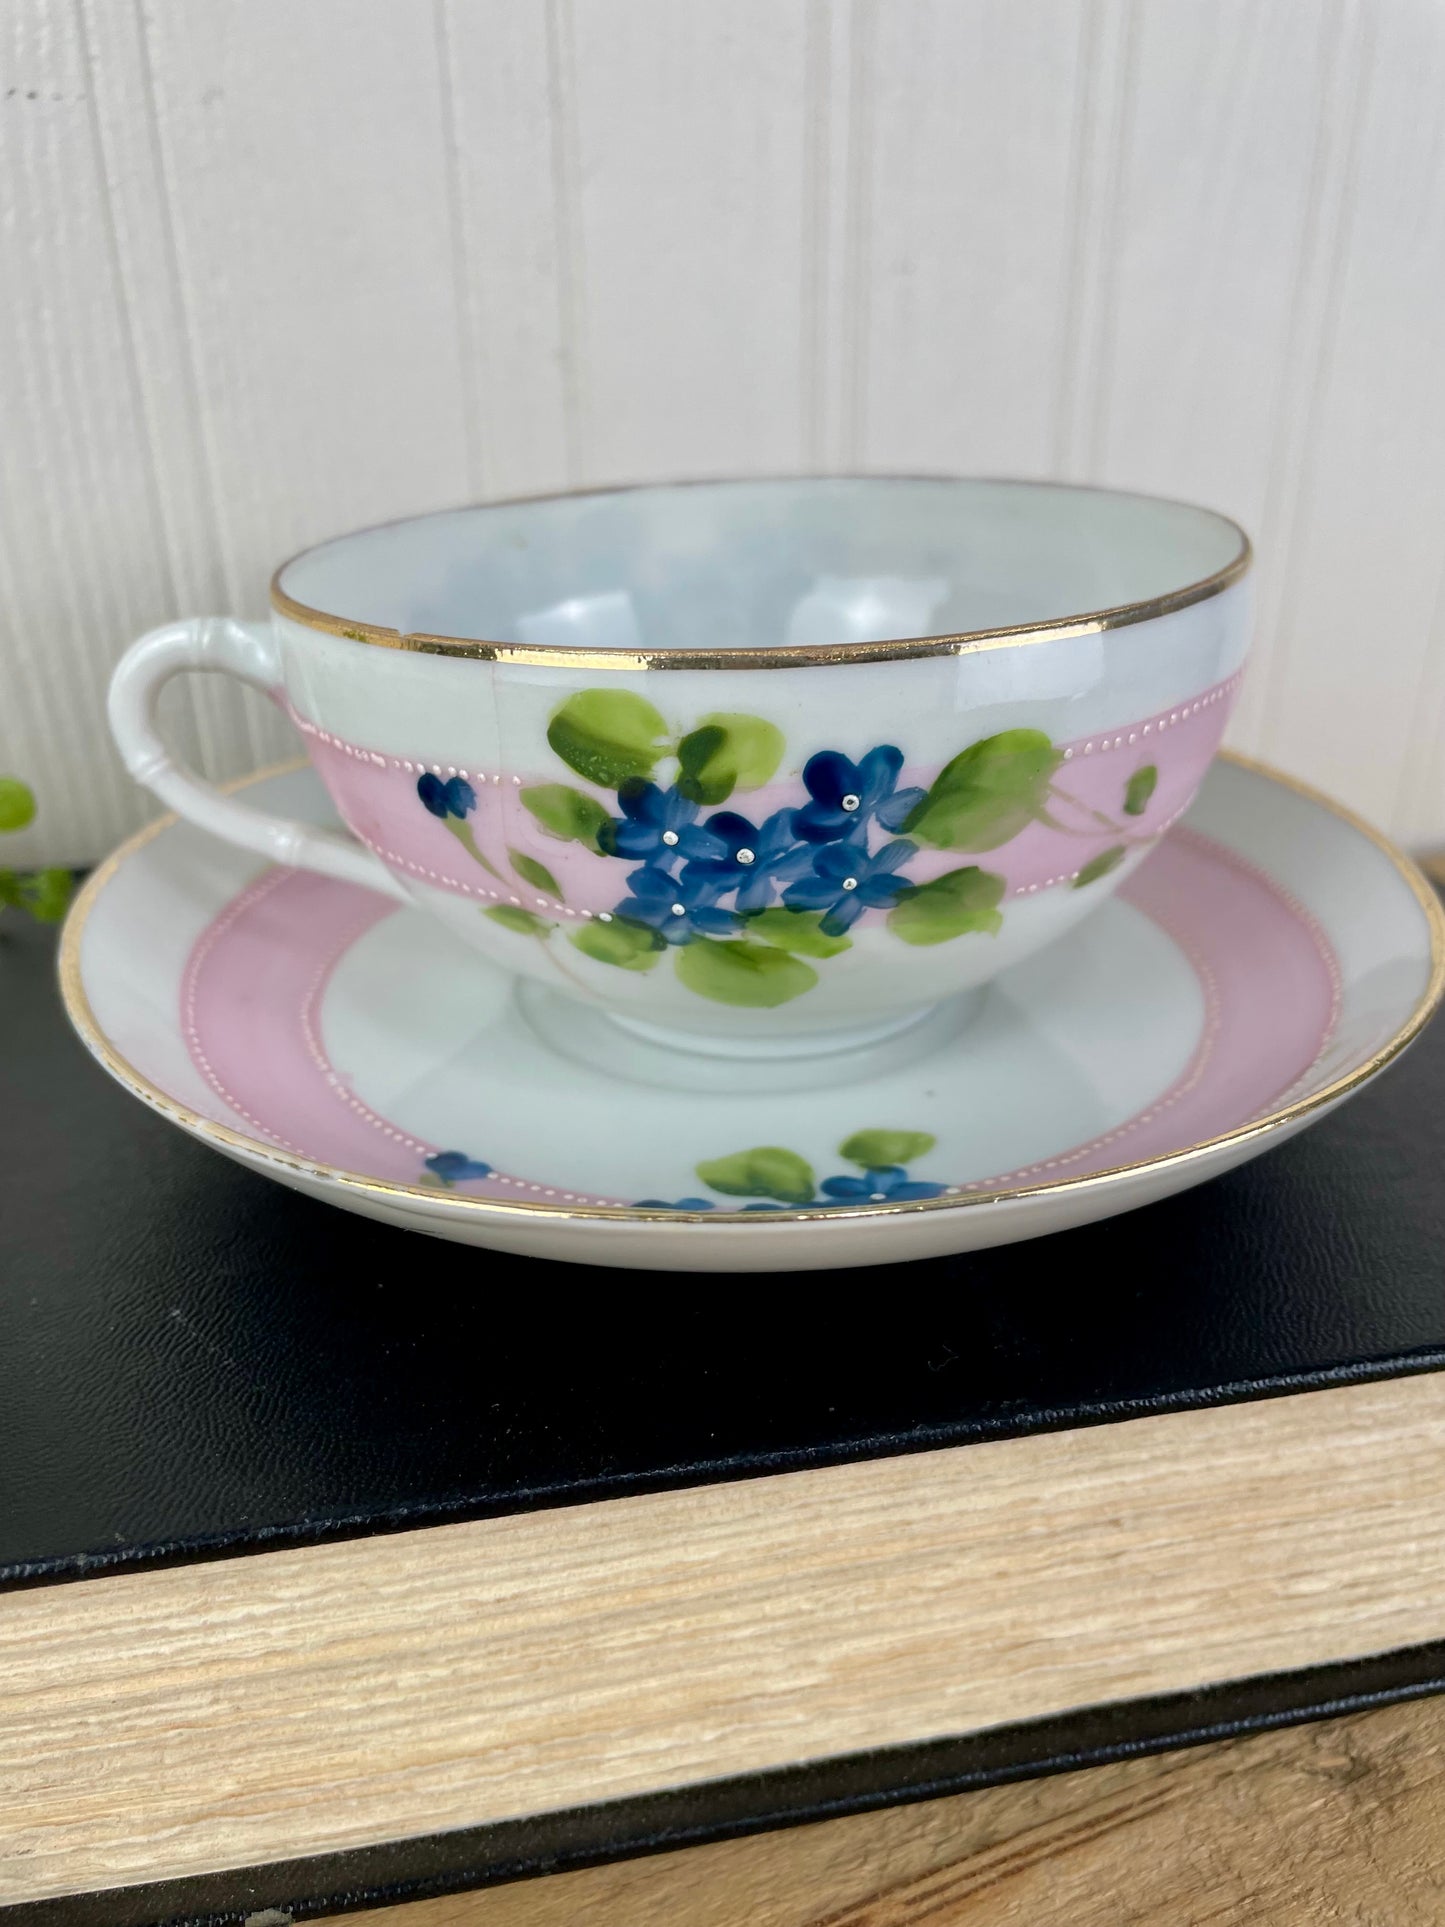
[60,757,1443,1271]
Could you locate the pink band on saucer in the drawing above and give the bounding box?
[179,809,1336,1211]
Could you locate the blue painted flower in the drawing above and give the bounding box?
[635,1196,791,1212]
[616,864,741,944]
[818,1165,948,1203]
[417,773,477,820]
[425,1150,493,1185]
[680,807,815,912]
[794,746,925,844]
[611,780,729,867]
[782,837,918,935]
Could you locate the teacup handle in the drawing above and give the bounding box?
[108,617,410,902]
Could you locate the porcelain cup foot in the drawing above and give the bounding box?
[516,983,987,1094]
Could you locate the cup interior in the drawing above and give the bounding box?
[275,477,1246,655]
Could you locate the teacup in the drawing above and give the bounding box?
[109,477,1251,1057]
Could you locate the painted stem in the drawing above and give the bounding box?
[539,931,599,998]
[446,818,504,880]
[1047,784,1128,834]
[1042,787,1151,846]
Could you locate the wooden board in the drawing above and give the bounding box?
[4,1372,1445,1909]
[343,1691,1445,1927]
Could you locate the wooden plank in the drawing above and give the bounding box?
[2,1373,1444,1904]
[859,0,1086,478]
[0,0,182,862]
[560,0,814,483]
[1048,0,1134,481]
[76,0,284,791]
[436,1,571,498]
[1082,0,1337,688]
[132,0,471,578]
[799,0,865,471]
[345,1692,1445,1926]
[0,0,475,859]
[1244,0,1445,831]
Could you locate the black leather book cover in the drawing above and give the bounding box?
[2,908,1442,1591]
[6,906,1445,1925]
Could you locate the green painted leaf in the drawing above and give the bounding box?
[0,777,36,834]
[676,713,785,804]
[675,724,728,803]
[887,866,1005,945]
[708,713,785,788]
[484,904,554,937]
[695,1145,816,1205]
[839,1128,937,1168]
[509,847,563,899]
[15,868,73,923]
[1123,764,1158,816]
[520,782,614,852]
[745,907,852,958]
[445,817,503,878]
[1073,844,1127,888]
[547,688,668,788]
[674,938,818,1007]
[569,916,664,971]
[902,730,1062,851]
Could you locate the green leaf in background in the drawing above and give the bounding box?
[569,916,664,971]
[546,688,668,788]
[887,865,1005,945]
[519,782,615,853]
[674,938,818,1006]
[509,848,563,899]
[839,1128,937,1168]
[14,868,74,923]
[676,713,785,805]
[484,904,554,937]
[0,777,36,834]
[696,1145,817,1205]
[902,730,1061,851]
[744,907,853,958]
[1073,844,1127,888]
[0,779,75,924]
[1123,764,1158,817]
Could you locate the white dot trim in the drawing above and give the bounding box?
[182,869,309,1155]
[285,668,1246,921]
[1059,670,1242,762]
[287,710,509,779]
[1004,797,1194,897]
[962,822,1342,1191]
[362,840,598,919]
[290,672,1242,789]
[182,867,631,1210]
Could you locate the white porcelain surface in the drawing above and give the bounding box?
[107,480,1252,1047]
[61,757,1443,1272]
[276,477,1244,652]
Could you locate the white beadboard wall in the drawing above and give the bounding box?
[4,0,1445,866]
